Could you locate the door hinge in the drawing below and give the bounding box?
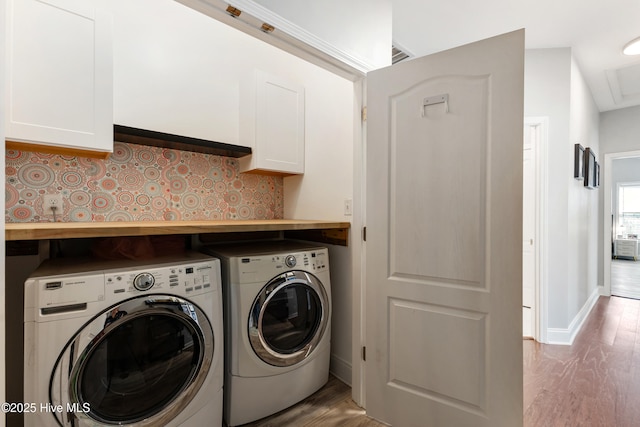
[363,226,366,241]
[362,106,367,122]
[362,346,366,361]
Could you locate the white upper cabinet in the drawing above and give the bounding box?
[5,0,113,155]
[109,0,240,146]
[239,70,305,175]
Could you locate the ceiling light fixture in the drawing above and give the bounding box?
[623,37,640,55]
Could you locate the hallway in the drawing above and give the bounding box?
[524,296,640,426]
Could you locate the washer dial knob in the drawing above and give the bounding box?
[133,272,155,291]
[284,255,297,268]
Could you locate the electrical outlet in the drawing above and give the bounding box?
[43,194,64,215]
[344,198,353,216]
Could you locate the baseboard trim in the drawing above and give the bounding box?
[329,354,352,386]
[546,288,600,345]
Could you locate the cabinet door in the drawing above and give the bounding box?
[5,0,113,154]
[110,0,240,146]
[240,70,305,175]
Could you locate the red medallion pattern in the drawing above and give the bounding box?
[5,142,284,223]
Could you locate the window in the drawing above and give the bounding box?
[618,184,640,238]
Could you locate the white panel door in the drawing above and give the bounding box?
[366,30,524,427]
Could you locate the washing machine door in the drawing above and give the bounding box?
[50,295,213,426]
[249,271,329,367]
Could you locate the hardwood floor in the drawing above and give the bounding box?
[239,375,386,427]
[524,296,640,427]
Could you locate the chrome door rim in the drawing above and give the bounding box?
[248,271,329,367]
[50,294,213,426]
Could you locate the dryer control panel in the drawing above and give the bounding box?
[233,248,329,284]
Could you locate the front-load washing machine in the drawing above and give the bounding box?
[23,252,223,427]
[201,240,331,426]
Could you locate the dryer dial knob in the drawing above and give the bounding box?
[285,255,297,268]
[133,272,155,291]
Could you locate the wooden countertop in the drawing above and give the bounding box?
[5,219,351,245]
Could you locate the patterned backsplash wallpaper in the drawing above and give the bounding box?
[5,142,284,223]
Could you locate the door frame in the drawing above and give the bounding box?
[351,77,366,407]
[524,117,549,343]
[603,149,640,296]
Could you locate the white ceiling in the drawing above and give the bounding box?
[391,0,640,112]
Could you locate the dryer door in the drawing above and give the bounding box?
[249,271,330,367]
[50,295,213,426]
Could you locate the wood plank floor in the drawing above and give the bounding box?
[524,296,640,427]
[240,375,386,427]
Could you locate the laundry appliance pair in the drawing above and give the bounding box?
[23,241,332,427]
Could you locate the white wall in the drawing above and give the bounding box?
[282,70,354,221]
[568,56,600,319]
[524,49,572,329]
[600,106,640,154]
[524,48,600,338]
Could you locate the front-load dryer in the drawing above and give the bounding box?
[23,252,223,427]
[201,240,331,426]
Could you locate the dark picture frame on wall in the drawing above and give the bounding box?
[595,161,600,188]
[584,147,597,189]
[574,144,585,180]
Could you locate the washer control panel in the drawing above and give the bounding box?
[103,259,220,299]
[27,255,221,313]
